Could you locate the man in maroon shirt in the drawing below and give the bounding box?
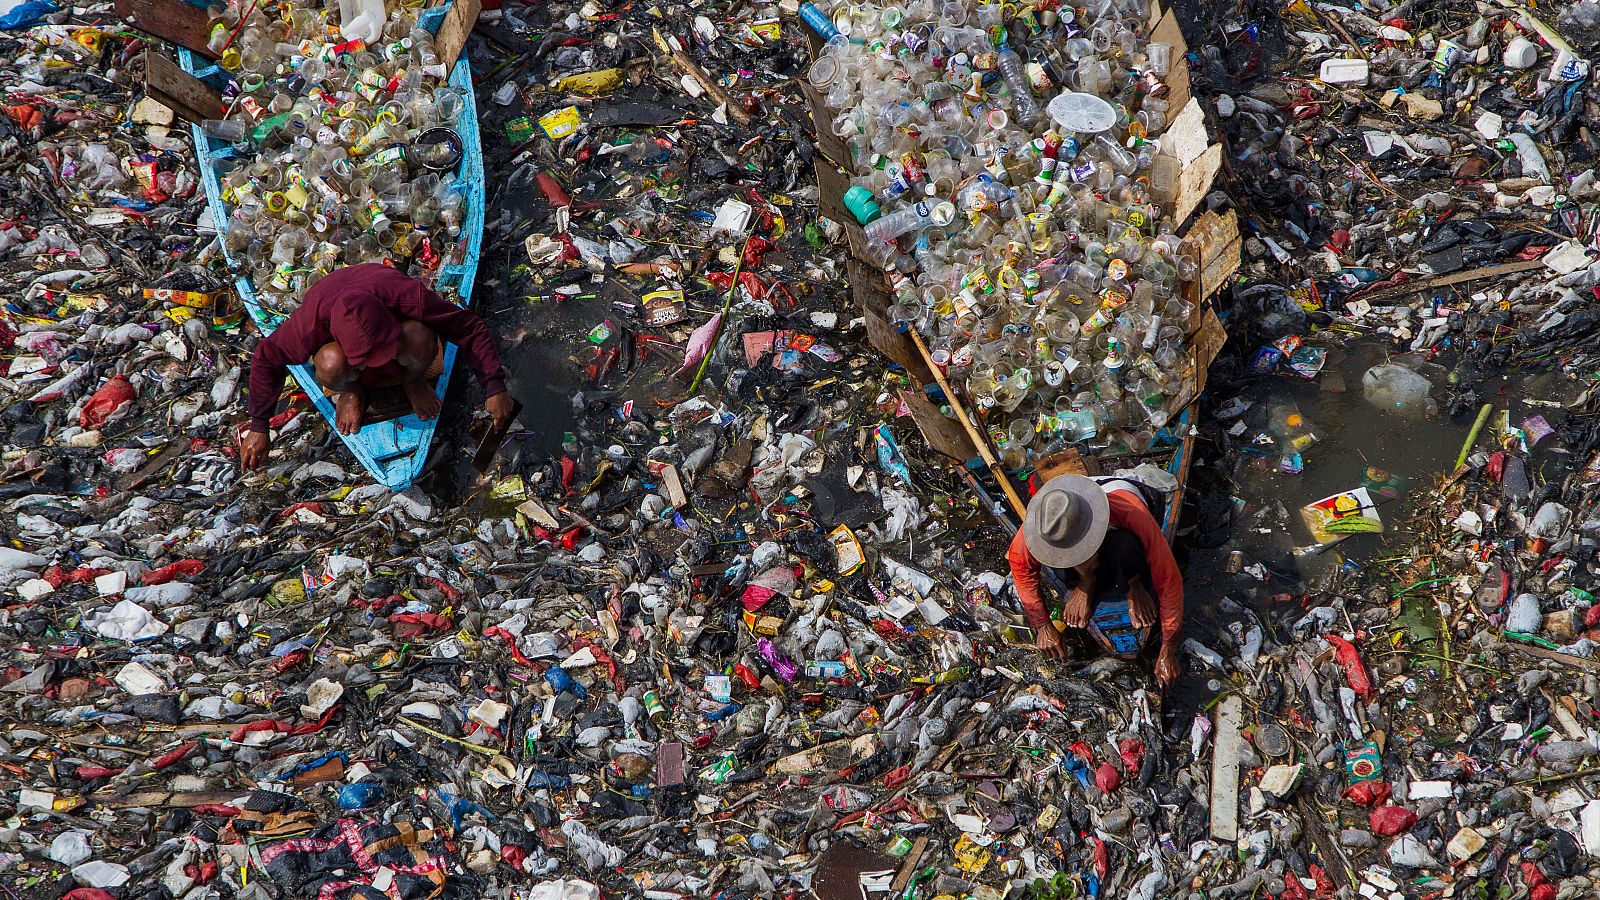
[240,263,514,469]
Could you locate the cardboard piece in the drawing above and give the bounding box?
[1164,97,1211,167]
[1300,486,1383,545]
[1149,6,1191,116]
[813,842,899,900]
[800,82,852,170]
[814,155,855,226]
[1192,308,1228,396]
[1183,210,1243,309]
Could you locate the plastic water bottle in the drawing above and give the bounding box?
[995,47,1043,126]
[798,2,840,41]
[863,199,955,244]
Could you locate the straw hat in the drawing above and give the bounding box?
[1022,474,1111,569]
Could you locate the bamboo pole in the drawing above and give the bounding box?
[1455,403,1493,471]
[905,328,1028,519]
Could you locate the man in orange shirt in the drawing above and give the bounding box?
[1007,474,1184,689]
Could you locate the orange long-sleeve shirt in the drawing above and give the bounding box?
[1007,487,1184,646]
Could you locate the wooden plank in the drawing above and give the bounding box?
[115,439,187,492]
[900,388,977,462]
[1192,307,1227,396]
[660,464,689,510]
[1182,210,1242,308]
[652,29,751,125]
[815,156,853,225]
[1162,402,1197,541]
[801,82,852,174]
[863,302,931,383]
[118,0,217,59]
[1161,363,1197,421]
[848,257,890,310]
[853,259,936,386]
[94,789,243,809]
[890,836,929,893]
[1210,694,1243,842]
[1171,143,1223,229]
[1511,641,1600,673]
[1035,447,1090,483]
[843,219,872,264]
[1353,258,1547,306]
[433,0,481,71]
[803,18,826,60]
[1296,795,1353,891]
[143,50,224,123]
[907,328,1027,517]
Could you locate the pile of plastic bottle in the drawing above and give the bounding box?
[198,0,470,313]
[801,0,1199,464]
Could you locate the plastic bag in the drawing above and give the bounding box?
[1324,634,1375,703]
[1362,364,1436,419]
[79,374,137,428]
[1095,761,1122,793]
[1370,805,1417,836]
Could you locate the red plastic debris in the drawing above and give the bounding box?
[1369,804,1417,836]
[150,740,198,770]
[1341,781,1392,807]
[1117,738,1145,774]
[140,559,203,585]
[1094,761,1122,793]
[1324,634,1375,703]
[75,765,125,779]
[79,374,137,428]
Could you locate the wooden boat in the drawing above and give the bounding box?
[177,2,484,491]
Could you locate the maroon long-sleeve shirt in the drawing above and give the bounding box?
[247,264,507,433]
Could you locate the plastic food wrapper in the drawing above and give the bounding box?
[85,599,168,641]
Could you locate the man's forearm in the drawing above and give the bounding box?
[1158,594,1183,646]
[410,296,507,396]
[1014,573,1053,630]
[246,344,288,432]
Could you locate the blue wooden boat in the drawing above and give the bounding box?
[969,402,1197,657]
[178,4,484,491]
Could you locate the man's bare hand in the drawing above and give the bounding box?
[1062,587,1092,629]
[1036,625,1069,662]
[240,429,270,470]
[1155,645,1180,691]
[485,392,516,430]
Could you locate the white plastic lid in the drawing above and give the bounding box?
[1047,92,1117,134]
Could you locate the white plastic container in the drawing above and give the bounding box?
[1504,36,1540,69]
[1319,57,1370,84]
